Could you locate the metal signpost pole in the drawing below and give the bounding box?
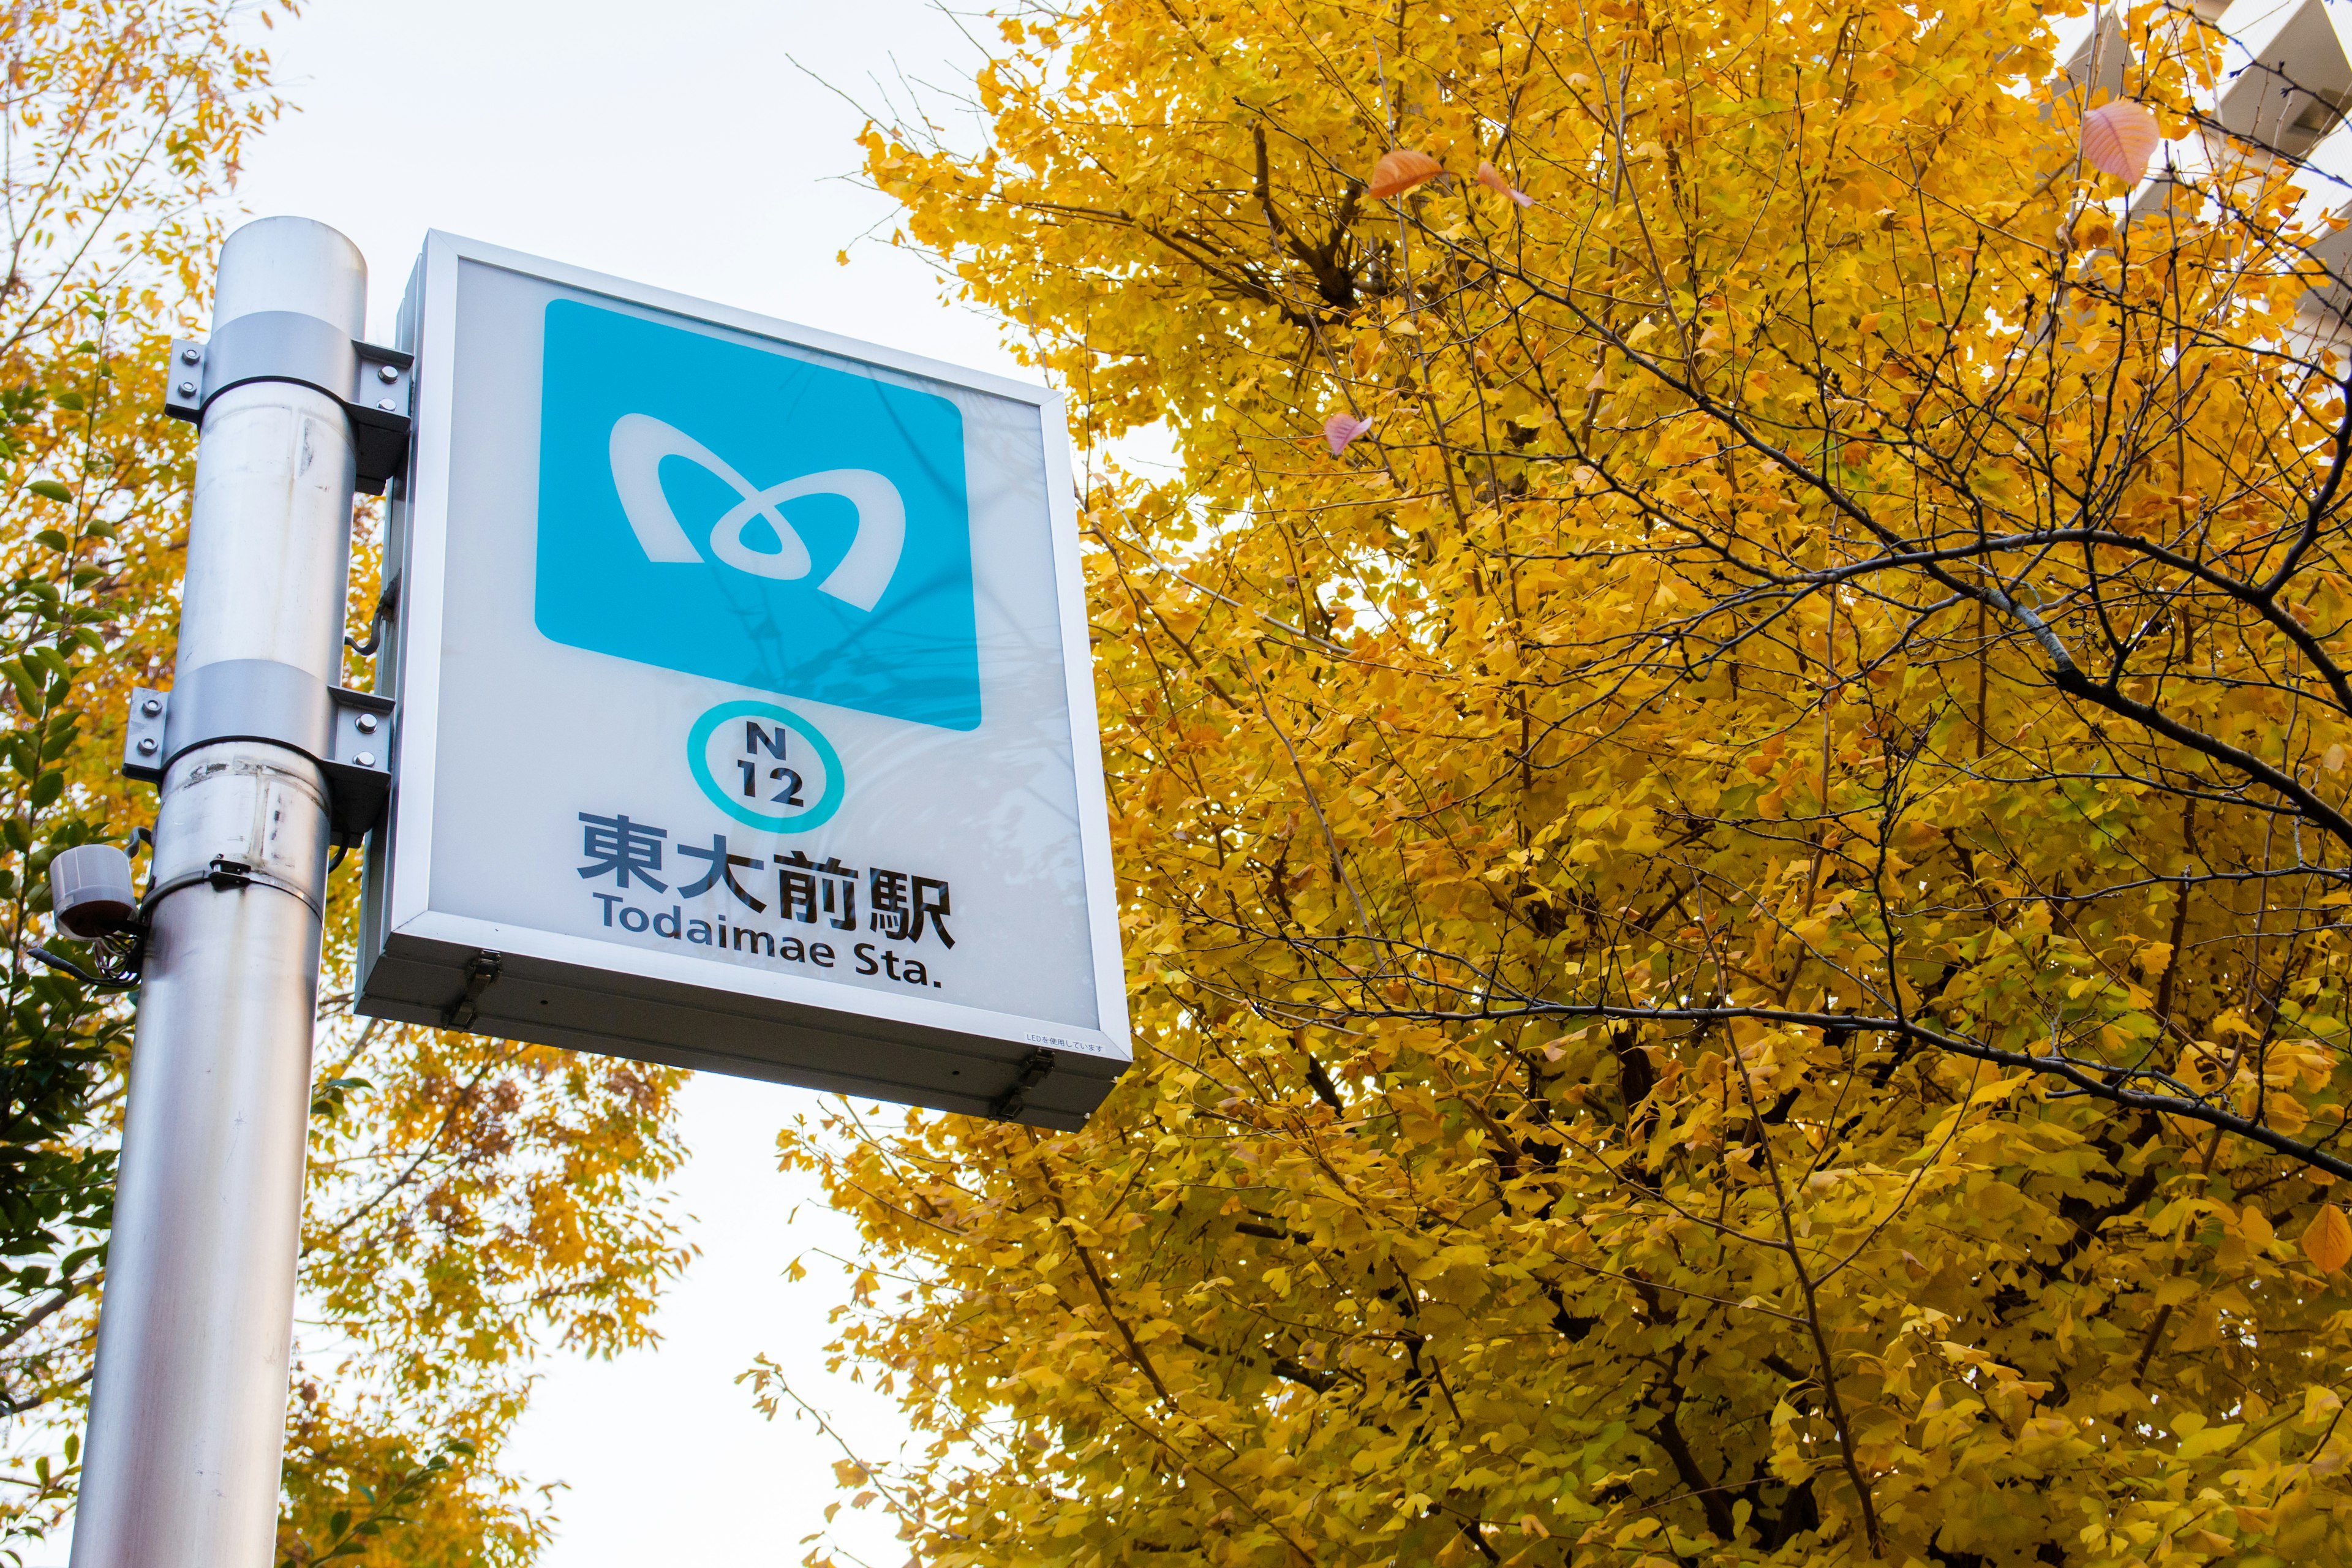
[70,218,367,1568]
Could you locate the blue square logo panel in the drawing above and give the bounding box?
[534,300,981,730]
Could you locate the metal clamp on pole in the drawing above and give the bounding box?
[122,679,394,846]
[162,316,414,496]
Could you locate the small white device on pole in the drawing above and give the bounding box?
[69,217,1128,1566]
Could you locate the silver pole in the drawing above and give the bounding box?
[70,218,366,1568]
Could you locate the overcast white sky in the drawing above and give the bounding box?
[61,1,1028,1563]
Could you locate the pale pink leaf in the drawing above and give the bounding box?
[2082,100,2161,183]
[1476,160,1535,207]
[1323,413,1373,456]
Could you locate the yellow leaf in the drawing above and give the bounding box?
[2303,1385,2343,1427]
[2304,1205,2352,1275]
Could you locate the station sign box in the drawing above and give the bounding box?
[356,232,1129,1128]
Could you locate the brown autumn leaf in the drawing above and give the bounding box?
[1368,148,1442,198]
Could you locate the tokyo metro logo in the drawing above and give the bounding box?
[533,300,981,731]
[606,415,904,609]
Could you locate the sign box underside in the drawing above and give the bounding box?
[360,932,1121,1129]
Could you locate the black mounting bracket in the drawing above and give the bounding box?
[162,315,413,496]
[123,677,396,847]
[991,1050,1057,1121]
[443,951,503,1030]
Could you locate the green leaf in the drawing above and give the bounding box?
[328,1510,349,1537]
[33,530,69,554]
[26,480,72,504]
[31,773,65,809]
[51,391,83,412]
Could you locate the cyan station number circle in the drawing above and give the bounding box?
[688,701,845,832]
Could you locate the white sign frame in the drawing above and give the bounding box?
[357,231,1130,1126]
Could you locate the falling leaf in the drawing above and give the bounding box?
[2328,743,2346,773]
[1368,148,1442,198]
[1322,412,1372,455]
[1476,159,1534,206]
[2304,1204,2351,1273]
[2082,100,2161,183]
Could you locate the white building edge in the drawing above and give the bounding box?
[2059,0,2352,343]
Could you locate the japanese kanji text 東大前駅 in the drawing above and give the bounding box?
[577,813,954,947]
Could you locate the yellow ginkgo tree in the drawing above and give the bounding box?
[774,0,2352,1563]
